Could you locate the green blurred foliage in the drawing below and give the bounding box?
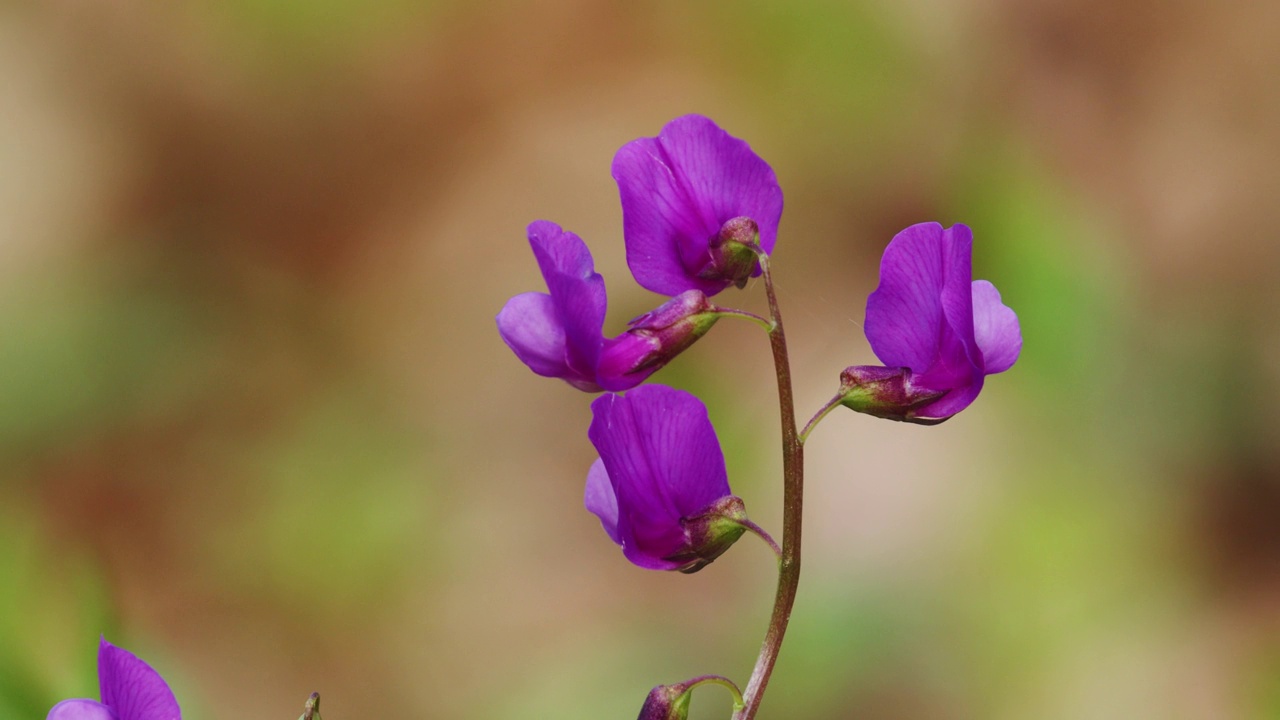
[0,515,109,717]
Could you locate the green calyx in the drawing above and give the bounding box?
[837,365,949,425]
[667,496,750,574]
[704,216,761,288]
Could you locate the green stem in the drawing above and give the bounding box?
[686,674,746,711]
[733,253,804,720]
[711,306,774,332]
[799,393,845,444]
[739,518,783,562]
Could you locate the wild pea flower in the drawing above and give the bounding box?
[47,638,181,720]
[584,384,749,573]
[497,221,720,392]
[840,222,1021,422]
[613,114,783,296]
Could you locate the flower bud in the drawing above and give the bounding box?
[636,683,692,720]
[596,290,720,391]
[837,365,949,425]
[702,216,760,288]
[298,693,322,720]
[666,495,749,574]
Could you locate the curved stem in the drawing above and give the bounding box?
[686,674,746,711]
[734,253,804,720]
[739,519,783,562]
[799,393,845,444]
[711,306,774,332]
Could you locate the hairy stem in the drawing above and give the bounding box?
[734,254,804,720]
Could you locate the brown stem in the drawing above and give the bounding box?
[734,254,804,720]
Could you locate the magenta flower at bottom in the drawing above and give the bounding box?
[844,222,1021,422]
[48,638,181,720]
[585,384,749,573]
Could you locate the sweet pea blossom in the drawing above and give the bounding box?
[612,115,783,297]
[842,222,1021,422]
[585,384,749,573]
[497,222,719,392]
[47,638,181,720]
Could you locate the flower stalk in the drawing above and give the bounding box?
[799,392,845,444]
[734,251,804,720]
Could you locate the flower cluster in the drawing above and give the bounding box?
[497,114,1021,718]
[498,115,787,577]
[46,114,1024,720]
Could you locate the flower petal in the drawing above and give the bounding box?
[527,221,607,378]
[527,219,595,282]
[98,639,181,720]
[911,373,985,419]
[583,458,621,545]
[972,280,1022,375]
[938,224,981,371]
[595,333,659,392]
[613,115,783,296]
[496,292,571,378]
[865,222,948,372]
[588,385,731,569]
[47,700,118,720]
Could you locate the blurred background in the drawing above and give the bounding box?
[2,0,1278,718]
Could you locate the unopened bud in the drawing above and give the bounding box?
[636,683,691,720]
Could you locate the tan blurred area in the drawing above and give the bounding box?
[2,1,1278,718]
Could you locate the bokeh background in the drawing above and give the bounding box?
[3,1,1279,718]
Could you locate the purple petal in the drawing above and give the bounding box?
[526,221,607,378]
[595,333,659,392]
[911,373,985,419]
[909,224,983,401]
[47,700,118,720]
[527,219,595,282]
[937,224,981,371]
[496,292,571,378]
[543,267,606,381]
[865,222,949,372]
[612,115,783,296]
[98,639,181,720]
[584,458,621,544]
[497,222,610,391]
[972,280,1021,375]
[588,385,731,570]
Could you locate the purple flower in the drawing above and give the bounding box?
[584,384,748,573]
[848,222,1021,421]
[612,115,783,297]
[497,222,719,392]
[497,220,608,392]
[47,638,181,720]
